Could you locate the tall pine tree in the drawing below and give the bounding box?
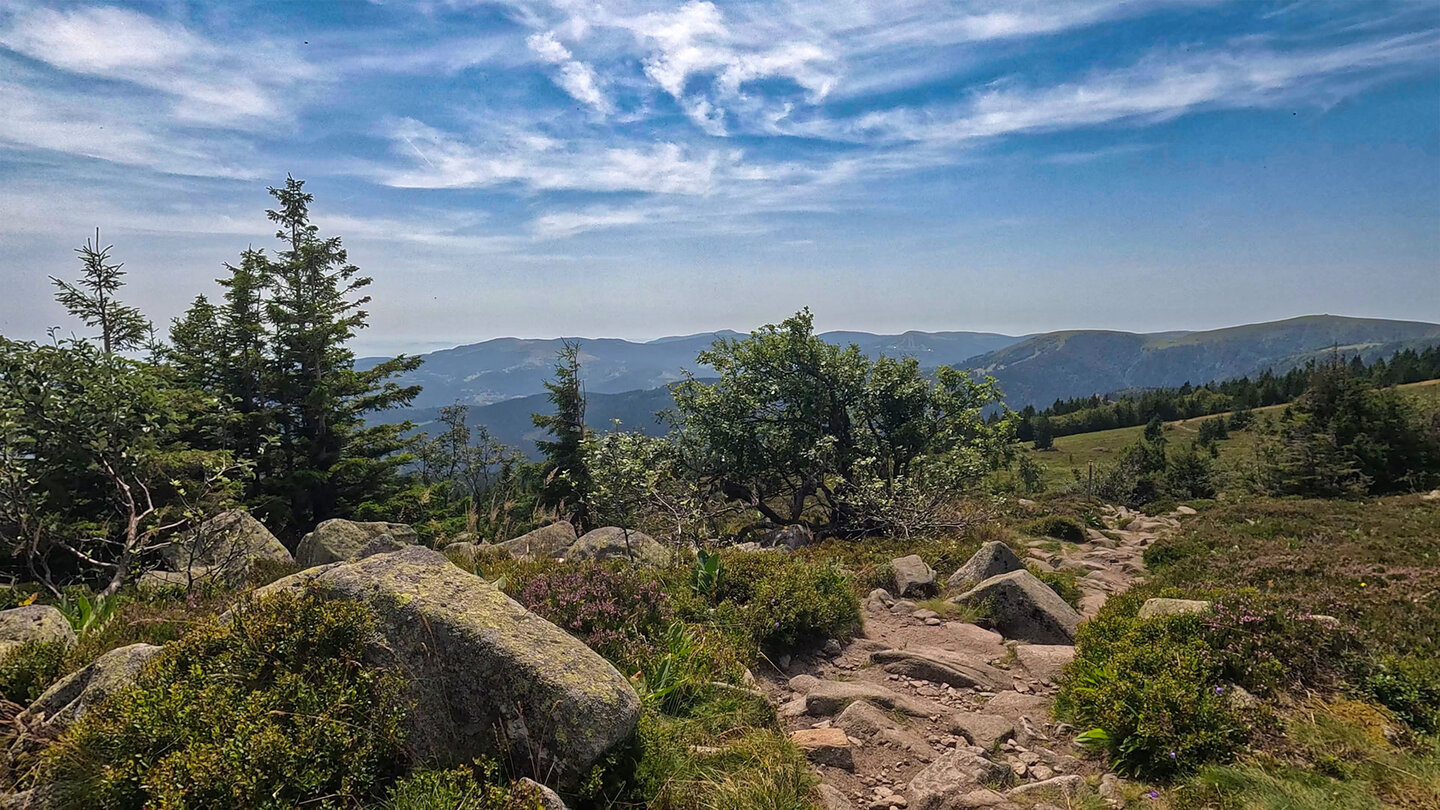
[532,341,590,528]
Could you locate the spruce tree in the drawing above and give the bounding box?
[51,229,151,354]
[256,177,422,533]
[532,341,590,528]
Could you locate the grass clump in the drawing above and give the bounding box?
[1023,514,1087,543]
[43,589,408,810]
[382,762,543,810]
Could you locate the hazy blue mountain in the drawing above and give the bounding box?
[375,315,1440,458]
[966,315,1440,409]
[362,329,1024,410]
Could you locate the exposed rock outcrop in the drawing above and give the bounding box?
[500,521,578,559]
[951,570,1080,644]
[253,545,639,788]
[566,527,669,566]
[14,643,161,741]
[162,509,291,581]
[870,647,1009,691]
[295,519,419,567]
[947,541,1025,590]
[907,750,1011,810]
[0,606,75,660]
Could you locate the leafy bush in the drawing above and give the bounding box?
[0,640,69,705]
[1364,654,1440,734]
[1031,567,1083,610]
[45,590,408,810]
[1023,515,1085,543]
[517,563,675,672]
[714,553,860,650]
[382,763,542,810]
[1056,593,1250,779]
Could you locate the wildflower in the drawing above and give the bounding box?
[1148,790,1159,799]
[1168,751,1177,760]
[1214,685,1225,694]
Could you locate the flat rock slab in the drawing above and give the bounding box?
[951,570,1080,645]
[1138,598,1212,618]
[792,727,856,771]
[804,680,944,718]
[835,700,936,755]
[1010,644,1075,683]
[907,750,1011,810]
[871,647,1010,691]
[948,712,1016,751]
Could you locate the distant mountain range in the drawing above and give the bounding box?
[366,315,1440,456]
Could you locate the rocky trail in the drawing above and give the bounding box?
[760,504,1198,810]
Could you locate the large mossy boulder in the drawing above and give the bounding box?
[0,606,75,660]
[946,541,1025,590]
[162,509,291,580]
[295,519,418,567]
[566,527,669,566]
[13,643,161,744]
[253,546,640,787]
[950,569,1080,644]
[500,521,578,559]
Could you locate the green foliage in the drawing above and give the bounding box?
[1056,594,1250,779]
[55,592,121,638]
[45,590,408,810]
[1031,567,1083,610]
[1363,654,1440,734]
[0,640,69,705]
[1023,515,1086,543]
[1165,446,1217,500]
[516,562,675,672]
[50,229,151,355]
[668,309,1013,537]
[533,341,591,529]
[1246,361,1440,497]
[691,548,722,600]
[0,335,238,593]
[1031,414,1054,450]
[381,763,542,810]
[713,553,860,650]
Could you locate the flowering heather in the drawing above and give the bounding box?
[517,563,674,669]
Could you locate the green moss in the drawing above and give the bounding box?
[0,640,69,705]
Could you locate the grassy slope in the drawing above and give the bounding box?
[1024,379,1440,489]
[1137,494,1440,809]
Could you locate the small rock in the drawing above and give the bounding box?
[1008,774,1084,799]
[824,638,845,657]
[816,784,852,810]
[0,605,76,660]
[792,727,855,771]
[948,541,1026,590]
[789,674,821,693]
[892,555,937,597]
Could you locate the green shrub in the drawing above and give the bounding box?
[1364,654,1440,734]
[1030,567,1083,610]
[715,553,860,650]
[382,763,542,810]
[1022,515,1086,543]
[1056,592,1250,779]
[45,589,408,810]
[0,640,69,705]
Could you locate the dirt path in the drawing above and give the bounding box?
[760,504,1194,810]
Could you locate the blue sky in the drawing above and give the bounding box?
[0,0,1437,356]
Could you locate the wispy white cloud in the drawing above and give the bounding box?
[0,5,316,126]
[378,118,727,194]
[527,30,614,113]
